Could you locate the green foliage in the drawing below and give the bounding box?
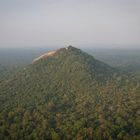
[0,46,139,140]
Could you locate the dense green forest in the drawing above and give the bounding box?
[0,46,139,140]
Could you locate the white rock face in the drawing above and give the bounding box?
[33,51,56,63]
[32,46,71,63]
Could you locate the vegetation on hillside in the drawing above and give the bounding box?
[0,46,139,140]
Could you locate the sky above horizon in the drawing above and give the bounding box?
[0,0,140,49]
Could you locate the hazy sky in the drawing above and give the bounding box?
[0,0,140,48]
